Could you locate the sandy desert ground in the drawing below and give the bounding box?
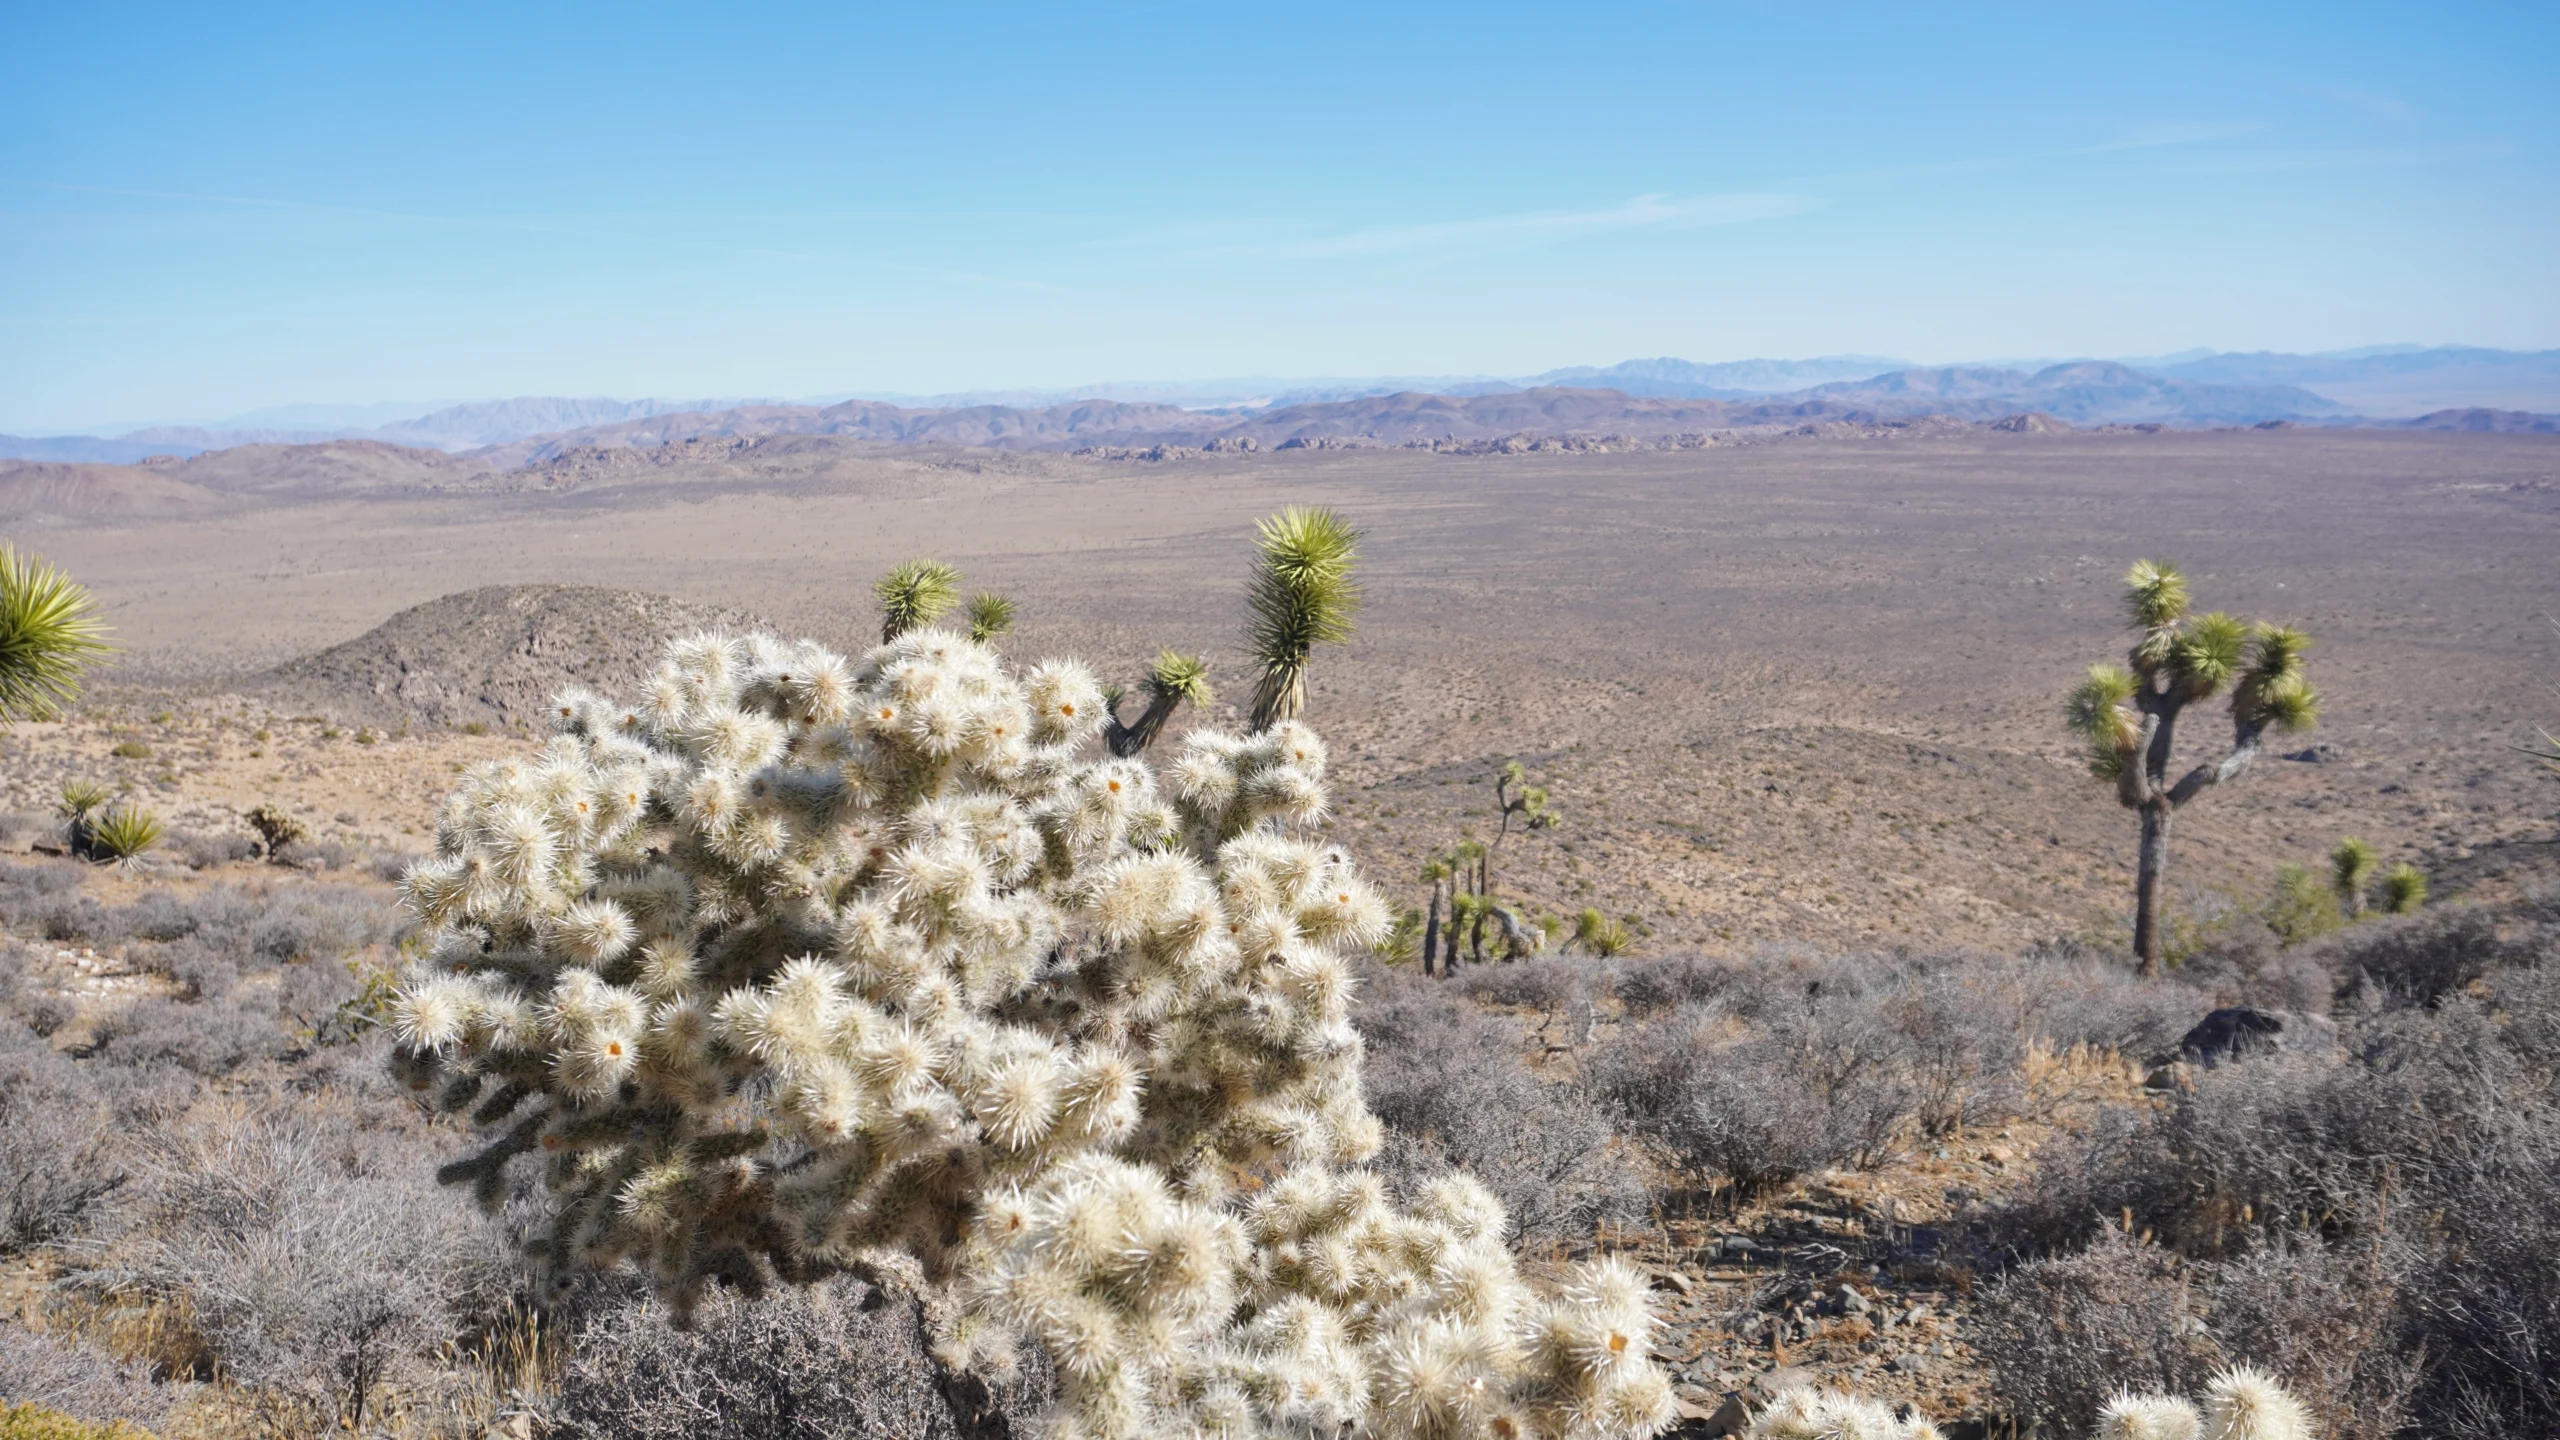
[6,425,2556,952]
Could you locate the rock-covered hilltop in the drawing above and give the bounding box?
[249,585,768,731]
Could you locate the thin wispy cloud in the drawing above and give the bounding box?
[2073,121,2266,154]
[1173,192,1814,263]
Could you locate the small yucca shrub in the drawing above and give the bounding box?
[82,804,163,866]
[389,623,1672,1440]
[0,544,114,725]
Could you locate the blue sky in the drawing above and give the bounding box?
[2,1,2554,431]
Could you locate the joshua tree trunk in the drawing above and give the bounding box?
[1422,878,1444,977]
[2134,801,2172,975]
[2119,684,2271,977]
[1104,691,1183,758]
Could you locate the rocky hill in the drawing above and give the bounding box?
[248,585,769,730]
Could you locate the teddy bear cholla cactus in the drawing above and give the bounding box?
[1744,1386,1944,1439]
[2097,1366,2311,1440]
[388,625,1672,1440]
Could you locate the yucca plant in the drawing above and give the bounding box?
[2067,561,2321,974]
[2330,836,2378,918]
[873,558,961,643]
[0,543,114,724]
[55,779,109,820]
[964,591,1016,644]
[1244,506,1361,730]
[1103,649,1211,757]
[82,802,162,866]
[1571,908,1634,958]
[2381,862,2427,914]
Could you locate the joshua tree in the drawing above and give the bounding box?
[2330,836,2378,918]
[1467,762,1559,962]
[1102,650,1212,757]
[964,592,1016,644]
[1244,506,1361,730]
[873,559,961,643]
[387,619,1673,1440]
[1419,854,1453,976]
[2067,560,2320,975]
[0,543,113,724]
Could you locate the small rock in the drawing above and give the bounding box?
[1671,1392,1753,1438]
[1752,1368,1816,1401]
[1654,1268,1695,1295]
[2282,742,2344,763]
[1837,1284,1871,1315]
[1901,1303,1932,1326]
[2143,1061,2195,1091]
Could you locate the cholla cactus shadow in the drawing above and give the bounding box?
[2067,561,2321,975]
[390,619,1674,1440]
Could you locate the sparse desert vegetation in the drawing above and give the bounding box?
[0,428,2552,1437]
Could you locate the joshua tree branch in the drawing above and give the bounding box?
[2166,717,2269,808]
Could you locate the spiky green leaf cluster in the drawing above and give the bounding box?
[83,803,163,866]
[965,592,1016,644]
[0,544,114,724]
[2382,862,2427,915]
[2123,558,2191,630]
[2067,664,2141,779]
[2232,623,2319,732]
[55,779,110,819]
[2330,836,2378,904]
[2170,612,2247,697]
[390,626,1670,1440]
[1245,507,1362,730]
[875,559,962,643]
[1144,649,1214,707]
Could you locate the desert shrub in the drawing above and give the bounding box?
[87,996,278,1078]
[2208,1235,2422,1440]
[551,1280,1051,1440]
[150,937,238,1003]
[386,626,1674,1440]
[1450,954,1593,1018]
[2014,967,2554,1258]
[1883,963,2025,1136]
[1973,1227,2217,1439]
[0,1402,154,1440]
[0,1030,122,1253]
[2318,905,2517,1006]
[2401,1145,2560,1439]
[167,831,257,871]
[100,1102,512,1433]
[0,1325,171,1431]
[270,838,354,872]
[1607,952,1736,1017]
[1356,969,1646,1246]
[1589,991,1911,1195]
[0,861,81,924]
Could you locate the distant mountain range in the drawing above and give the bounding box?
[5,346,2555,465]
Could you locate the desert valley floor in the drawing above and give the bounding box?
[6,425,2555,953]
